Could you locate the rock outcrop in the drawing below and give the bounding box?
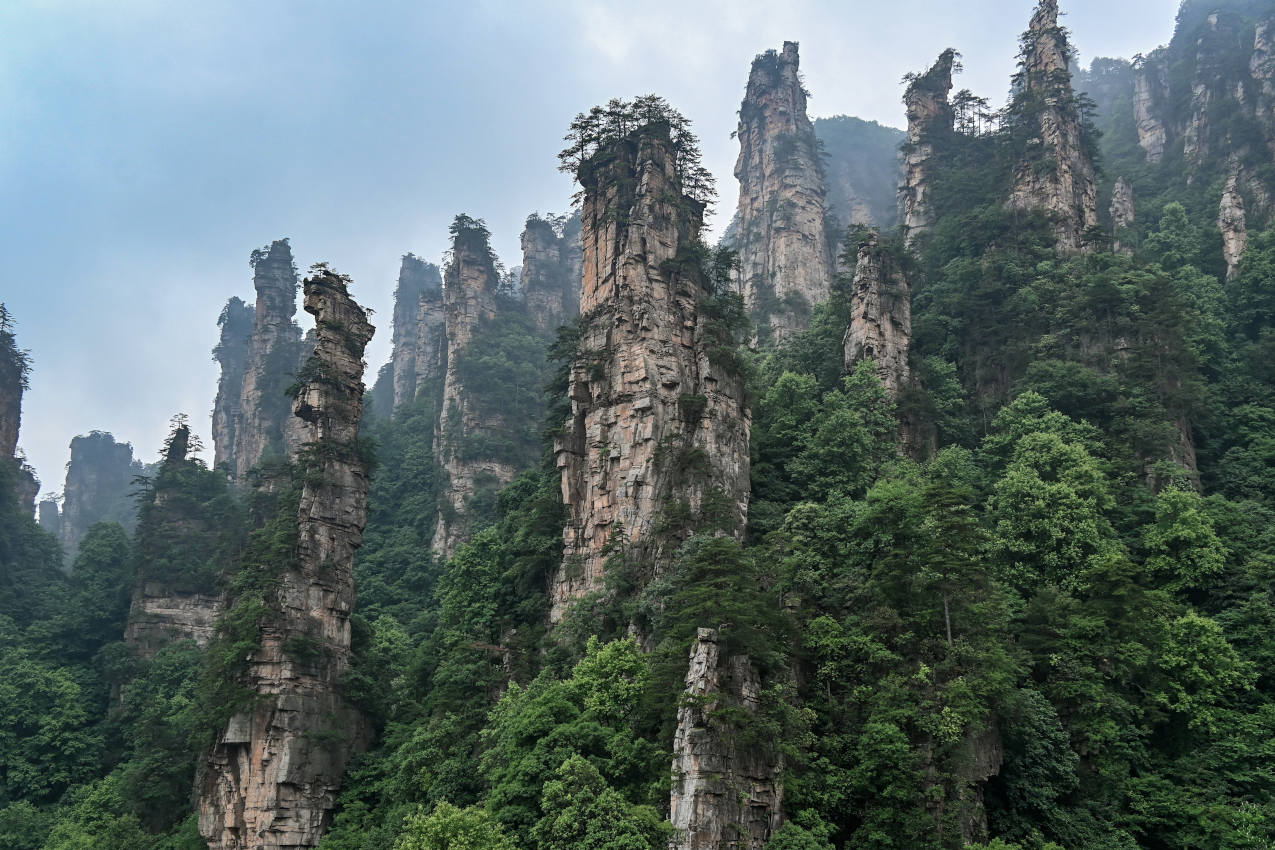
[552,123,751,622]
[1111,176,1136,255]
[214,240,310,481]
[212,297,255,474]
[900,50,957,247]
[843,232,911,398]
[669,628,782,850]
[733,42,835,341]
[1005,0,1099,252]
[200,267,374,850]
[52,431,144,565]
[125,585,224,658]
[381,254,445,413]
[521,213,581,332]
[37,497,60,537]
[814,116,906,231]
[431,217,516,561]
[1219,170,1248,280]
[1132,57,1169,163]
[0,305,26,498]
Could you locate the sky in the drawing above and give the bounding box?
[0,0,1181,503]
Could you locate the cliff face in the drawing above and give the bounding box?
[200,267,374,850]
[54,431,144,565]
[215,240,309,481]
[1132,57,1169,163]
[1111,176,1136,256]
[125,584,224,659]
[1005,0,1099,252]
[384,254,445,412]
[431,221,512,561]
[552,127,751,622]
[1219,170,1249,280]
[900,50,956,247]
[843,233,911,398]
[521,213,581,332]
[669,628,782,850]
[814,116,905,231]
[0,306,26,509]
[733,42,835,342]
[212,297,255,473]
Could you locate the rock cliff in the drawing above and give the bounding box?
[215,240,310,481]
[52,431,144,566]
[1132,57,1169,163]
[212,297,255,473]
[1110,176,1136,256]
[843,232,911,398]
[521,213,581,332]
[430,217,517,561]
[373,254,445,414]
[733,42,835,341]
[669,628,782,850]
[200,266,374,850]
[552,122,751,622]
[900,50,956,248]
[1005,0,1099,252]
[1219,170,1248,280]
[814,116,905,231]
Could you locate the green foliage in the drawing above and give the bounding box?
[394,801,515,850]
[531,756,670,850]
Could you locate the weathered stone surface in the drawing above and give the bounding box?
[1254,21,1275,158]
[200,268,374,850]
[431,222,516,561]
[1006,0,1099,253]
[125,583,224,659]
[54,431,144,565]
[521,213,581,332]
[38,497,60,537]
[212,297,255,473]
[669,628,782,850]
[218,240,309,481]
[814,116,906,231]
[733,42,835,341]
[1111,176,1136,256]
[384,254,445,412]
[1219,170,1248,280]
[843,232,911,397]
[1132,58,1169,163]
[552,127,751,622]
[900,49,956,247]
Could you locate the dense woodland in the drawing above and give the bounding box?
[4,1,1275,849]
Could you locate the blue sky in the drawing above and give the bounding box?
[0,0,1180,501]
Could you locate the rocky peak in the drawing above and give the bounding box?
[900,49,957,247]
[386,254,444,412]
[520,212,581,332]
[200,266,374,850]
[431,216,510,561]
[1006,0,1099,252]
[843,231,912,398]
[669,628,782,850]
[1111,176,1136,255]
[733,41,835,342]
[54,431,144,565]
[1132,56,1169,163]
[0,304,27,468]
[553,115,750,622]
[216,239,310,482]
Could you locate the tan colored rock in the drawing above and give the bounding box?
[431,220,515,561]
[1219,170,1248,280]
[387,254,444,411]
[733,42,835,342]
[669,628,782,850]
[1006,0,1099,253]
[843,232,911,397]
[1132,59,1168,163]
[552,126,750,622]
[199,267,374,850]
[1111,176,1136,256]
[125,585,224,659]
[900,49,956,248]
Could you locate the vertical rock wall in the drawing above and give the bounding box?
[1110,176,1136,256]
[521,214,581,332]
[431,222,512,561]
[212,297,255,473]
[733,42,835,341]
[843,232,911,398]
[1005,0,1099,252]
[552,126,751,622]
[1219,170,1248,280]
[387,254,445,412]
[1132,58,1169,163]
[200,267,374,850]
[669,628,783,850]
[55,431,144,565]
[900,50,956,248]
